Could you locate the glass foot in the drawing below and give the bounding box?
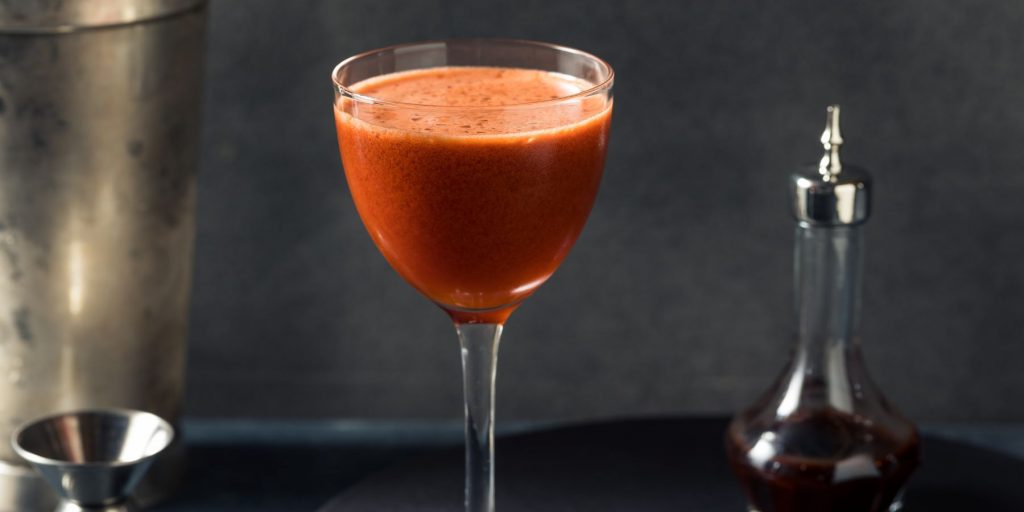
[888,487,906,511]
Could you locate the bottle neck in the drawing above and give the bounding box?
[773,223,865,417]
[793,222,863,359]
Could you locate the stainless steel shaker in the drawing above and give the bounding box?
[0,1,206,509]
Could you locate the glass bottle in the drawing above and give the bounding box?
[726,106,920,512]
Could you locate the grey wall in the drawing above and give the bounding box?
[187,0,1024,422]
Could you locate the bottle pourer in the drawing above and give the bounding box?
[791,104,871,226]
[11,409,174,512]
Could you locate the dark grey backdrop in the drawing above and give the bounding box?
[186,0,1024,422]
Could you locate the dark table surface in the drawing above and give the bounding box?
[153,417,1024,512]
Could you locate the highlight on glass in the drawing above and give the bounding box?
[331,39,614,511]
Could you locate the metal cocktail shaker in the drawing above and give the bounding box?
[0,1,206,509]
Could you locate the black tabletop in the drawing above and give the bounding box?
[320,418,1024,512]
[150,417,1024,511]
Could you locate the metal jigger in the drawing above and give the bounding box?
[11,410,174,512]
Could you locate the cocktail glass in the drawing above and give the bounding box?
[331,39,614,512]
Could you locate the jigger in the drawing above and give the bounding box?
[11,410,175,512]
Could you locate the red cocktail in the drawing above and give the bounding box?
[336,66,610,322]
[332,40,614,511]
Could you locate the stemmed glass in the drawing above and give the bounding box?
[331,39,614,511]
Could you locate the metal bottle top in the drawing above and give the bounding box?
[0,0,205,34]
[789,105,872,226]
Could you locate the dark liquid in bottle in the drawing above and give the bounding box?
[726,410,920,512]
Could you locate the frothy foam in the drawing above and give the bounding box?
[340,67,609,136]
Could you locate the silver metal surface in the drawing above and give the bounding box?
[790,105,872,226]
[12,409,172,512]
[55,503,134,512]
[818,104,844,178]
[0,460,55,507]
[0,1,206,510]
[0,0,205,34]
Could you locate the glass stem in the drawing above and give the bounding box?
[456,322,502,512]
